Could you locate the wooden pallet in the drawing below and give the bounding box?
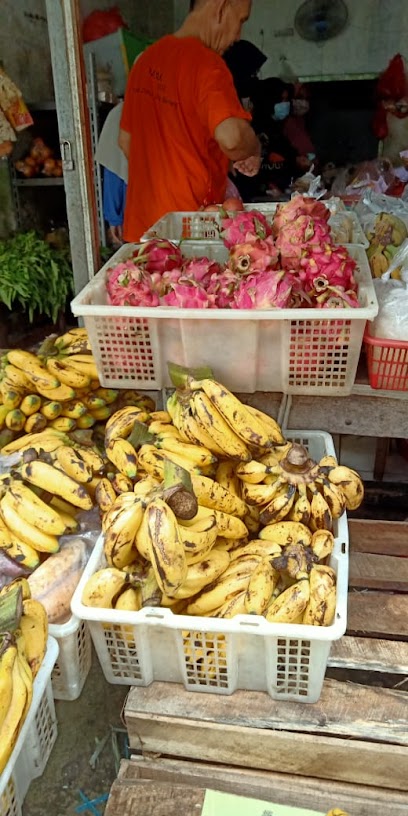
[118,519,408,816]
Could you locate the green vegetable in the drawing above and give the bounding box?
[0,230,74,323]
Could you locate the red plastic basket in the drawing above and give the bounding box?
[364,331,408,391]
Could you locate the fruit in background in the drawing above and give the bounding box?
[222,197,245,212]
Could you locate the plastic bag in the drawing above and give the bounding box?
[355,189,408,237]
[370,240,408,340]
[343,159,396,197]
[290,168,327,199]
[376,54,408,102]
[82,7,127,43]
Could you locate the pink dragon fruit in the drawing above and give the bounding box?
[298,244,357,295]
[162,280,213,308]
[133,239,183,274]
[315,286,360,308]
[221,209,272,249]
[229,236,279,276]
[275,215,333,271]
[107,264,160,307]
[206,268,241,308]
[272,196,330,235]
[181,257,223,287]
[233,269,292,309]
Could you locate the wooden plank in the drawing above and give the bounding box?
[328,635,408,673]
[347,590,408,638]
[105,758,408,816]
[349,519,408,557]
[349,552,408,592]
[285,392,408,437]
[125,678,408,746]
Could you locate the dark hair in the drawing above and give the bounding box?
[189,0,196,9]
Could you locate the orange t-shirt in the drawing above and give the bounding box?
[120,35,251,241]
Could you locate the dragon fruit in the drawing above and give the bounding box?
[298,245,357,296]
[272,196,330,235]
[315,286,360,308]
[162,280,213,308]
[181,257,223,287]
[275,215,333,270]
[221,209,272,249]
[233,269,292,309]
[133,239,183,274]
[107,263,160,307]
[206,268,241,308]
[229,237,279,275]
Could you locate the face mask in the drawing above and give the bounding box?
[293,98,310,116]
[273,101,290,120]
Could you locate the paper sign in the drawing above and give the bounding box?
[201,789,323,816]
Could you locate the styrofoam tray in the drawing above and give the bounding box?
[49,615,92,701]
[0,637,59,816]
[71,243,378,395]
[71,431,349,704]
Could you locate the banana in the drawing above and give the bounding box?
[89,405,114,422]
[303,564,336,626]
[286,483,311,526]
[148,421,182,438]
[75,413,96,429]
[133,475,161,500]
[7,480,67,535]
[1,533,40,569]
[46,357,91,389]
[105,405,149,444]
[178,516,218,556]
[20,460,93,510]
[191,474,247,518]
[134,504,152,560]
[173,399,228,458]
[5,408,25,432]
[325,810,350,816]
[40,400,63,420]
[60,400,88,419]
[246,405,285,444]
[259,521,313,549]
[75,447,105,473]
[106,438,138,479]
[0,649,28,774]
[3,364,32,391]
[1,493,60,553]
[104,497,145,569]
[19,394,42,416]
[7,350,59,391]
[319,455,338,469]
[111,472,134,494]
[236,459,272,485]
[213,509,248,540]
[50,495,80,517]
[0,404,9,429]
[195,379,273,450]
[137,444,199,480]
[316,477,346,519]
[259,483,297,524]
[82,567,129,608]
[49,417,77,432]
[0,639,18,731]
[56,509,79,533]
[20,597,48,678]
[115,586,142,612]
[216,591,248,618]
[95,478,117,512]
[265,578,310,623]
[229,539,282,559]
[241,479,284,506]
[0,429,68,457]
[101,492,139,533]
[179,505,217,530]
[172,549,230,600]
[55,445,93,483]
[61,354,99,381]
[190,390,251,461]
[243,504,261,535]
[146,499,188,596]
[79,393,106,411]
[245,558,278,615]
[94,387,120,405]
[308,485,333,531]
[24,412,48,434]
[215,461,241,497]
[54,326,89,348]
[35,382,76,402]
[155,434,217,468]
[326,465,364,511]
[0,382,23,411]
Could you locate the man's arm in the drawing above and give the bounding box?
[214,117,260,162]
[118,128,131,160]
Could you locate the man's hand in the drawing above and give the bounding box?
[233,154,262,177]
[108,225,124,246]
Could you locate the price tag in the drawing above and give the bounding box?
[201,789,323,816]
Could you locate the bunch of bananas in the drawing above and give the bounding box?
[366,211,408,279]
[0,579,48,774]
[0,328,153,448]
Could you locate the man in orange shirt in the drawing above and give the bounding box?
[119,0,261,242]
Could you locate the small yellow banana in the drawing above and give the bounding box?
[55,445,93,483]
[265,578,310,623]
[95,477,117,512]
[106,438,138,479]
[146,499,187,596]
[245,558,278,615]
[19,394,42,417]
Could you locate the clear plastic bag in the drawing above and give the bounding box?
[371,242,408,340]
[290,168,327,199]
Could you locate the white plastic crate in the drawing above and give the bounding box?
[71,243,378,395]
[71,431,349,705]
[0,637,59,816]
[141,203,366,247]
[49,615,92,701]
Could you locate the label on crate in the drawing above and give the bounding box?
[201,790,323,816]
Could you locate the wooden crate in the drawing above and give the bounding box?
[118,519,408,816]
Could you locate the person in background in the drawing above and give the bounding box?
[95,101,128,246]
[283,82,317,174]
[119,0,261,241]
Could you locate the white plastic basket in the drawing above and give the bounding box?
[49,616,92,701]
[71,431,349,705]
[71,243,378,395]
[0,637,59,816]
[141,207,368,248]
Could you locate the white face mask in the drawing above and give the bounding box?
[273,101,290,120]
[293,98,310,116]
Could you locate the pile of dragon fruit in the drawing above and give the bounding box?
[106,196,361,310]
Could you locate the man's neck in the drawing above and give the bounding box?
[175,14,212,49]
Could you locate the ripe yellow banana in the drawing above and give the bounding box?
[315,477,346,519]
[172,549,230,600]
[308,485,333,531]
[236,459,272,485]
[178,516,218,556]
[75,413,96,429]
[0,650,28,774]
[94,387,120,405]
[24,412,48,434]
[104,497,145,569]
[259,483,297,524]
[55,445,93,483]
[213,509,248,540]
[311,529,335,561]
[7,481,67,535]
[146,499,187,596]
[7,349,59,391]
[243,504,260,535]
[191,474,247,518]
[1,493,60,553]
[20,460,93,510]
[1,533,40,569]
[265,578,310,623]
[259,520,313,549]
[49,416,77,432]
[101,492,139,533]
[245,558,278,615]
[326,465,364,511]
[95,477,117,512]
[40,400,63,420]
[54,326,89,348]
[229,540,282,560]
[62,354,99,381]
[195,379,273,450]
[74,447,105,474]
[286,483,311,526]
[82,567,130,608]
[0,639,18,731]
[246,405,285,445]
[46,357,91,389]
[20,597,48,678]
[216,591,247,618]
[155,434,216,468]
[215,461,241,497]
[138,444,201,479]
[89,404,114,422]
[241,478,285,506]
[303,565,337,626]
[35,382,76,402]
[5,408,25,432]
[59,400,88,420]
[19,394,42,417]
[105,405,146,444]
[111,472,134,494]
[115,586,142,612]
[3,364,32,391]
[148,421,182,438]
[190,390,251,461]
[0,382,23,411]
[106,438,138,479]
[173,398,228,457]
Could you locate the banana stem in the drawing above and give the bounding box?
[163,460,198,520]
[127,421,153,449]
[167,362,213,389]
[0,584,23,633]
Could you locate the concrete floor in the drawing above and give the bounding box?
[23,654,128,816]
